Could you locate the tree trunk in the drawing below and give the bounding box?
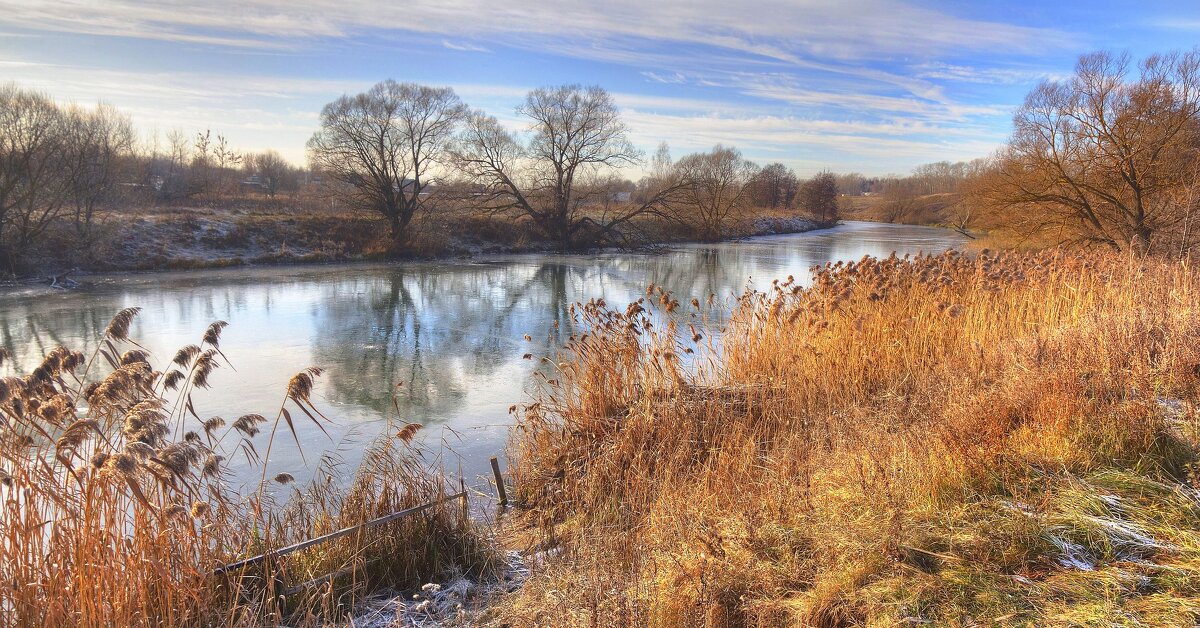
[388,208,404,244]
[1131,226,1152,256]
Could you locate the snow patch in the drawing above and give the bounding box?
[751,217,821,235]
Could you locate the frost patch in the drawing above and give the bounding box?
[351,550,528,627]
[1046,535,1096,571]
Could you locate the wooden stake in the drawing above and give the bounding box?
[490,456,508,506]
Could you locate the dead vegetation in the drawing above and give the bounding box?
[0,308,492,626]
[498,249,1200,626]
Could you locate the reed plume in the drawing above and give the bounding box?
[501,249,1200,627]
[0,308,489,627]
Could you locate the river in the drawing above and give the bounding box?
[0,221,966,489]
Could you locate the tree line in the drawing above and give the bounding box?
[872,49,1200,256]
[0,84,315,270]
[0,81,839,271]
[7,47,1197,272]
[0,85,133,267]
[308,81,839,250]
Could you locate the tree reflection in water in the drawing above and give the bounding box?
[0,222,966,486]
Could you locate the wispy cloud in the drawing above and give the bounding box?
[442,39,489,53]
[1144,18,1200,31]
[911,62,1065,85]
[0,0,1115,174]
[641,71,688,84]
[622,109,1005,174]
[1,0,1078,59]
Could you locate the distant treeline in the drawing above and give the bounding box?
[0,82,843,273]
[7,47,1195,272]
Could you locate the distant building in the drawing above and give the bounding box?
[240,174,268,192]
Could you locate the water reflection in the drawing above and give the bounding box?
[0,221,965,487]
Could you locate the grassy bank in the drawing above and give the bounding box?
[499,249,1200,626]
[23,198,827,277]
[0,311,492,626]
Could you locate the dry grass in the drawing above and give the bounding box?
[498,249,1200,626]
[839,193,961,227]
[0,309,491,626]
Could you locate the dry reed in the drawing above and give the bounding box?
[0,310,489,627]
[499,249,1200,626]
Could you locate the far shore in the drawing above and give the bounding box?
[8,213,837,289]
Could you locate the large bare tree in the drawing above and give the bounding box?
[971,50,1200,253]
[670,145,759,240]
[0,84,68,266]
[308,80,466,245]
[454,85,675,249]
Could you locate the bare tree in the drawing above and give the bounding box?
[798,171,839,224]
[670,145,759,240]
[945,198,976,238]
[191,130,214,196]
[212,133,242,196]
[748,162,799,209]
[835,172,868,196]
[159,129,192,200]
[188,130,241,198]
[970,50,1200,253]
[454,85,672,249]
[633,141,676,205]
[308,80,466,245]
[0,84,68,267]
[61,103,135,249]
[252,150,289,198]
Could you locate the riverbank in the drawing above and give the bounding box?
[13,200,831,283]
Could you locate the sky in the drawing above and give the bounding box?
[1,0,1199,177]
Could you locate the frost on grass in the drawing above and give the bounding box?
[352,551,529,627]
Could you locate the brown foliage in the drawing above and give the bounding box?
[969,51,1200,254]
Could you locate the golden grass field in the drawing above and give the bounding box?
[497,249,1200,626]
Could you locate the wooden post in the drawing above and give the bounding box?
[490,457,508,506]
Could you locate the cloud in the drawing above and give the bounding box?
[911,62,1065,85]
[641,71,688,84]
[1,0,1077,62]
[1144,18,1200,31]
[0,49,1008,175]
[725,73,1015,124]
[621,109,1005,172]
[442,39,489,53]
[0,0,1077,174]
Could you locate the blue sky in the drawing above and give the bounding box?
[1,0,1198,176]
